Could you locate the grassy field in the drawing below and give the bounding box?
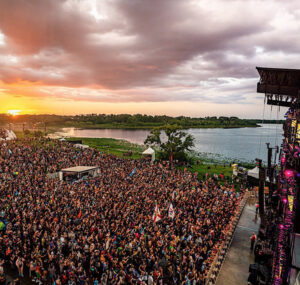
[66,137,144,160]
[178,164,233,178]
[13,132,144,159]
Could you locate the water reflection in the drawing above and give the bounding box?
[53,124,282,163]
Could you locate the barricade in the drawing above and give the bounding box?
[205,191,250,284]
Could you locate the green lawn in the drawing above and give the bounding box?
[14,132,144,159]
[178,164,233,179]
[66,137,144,160]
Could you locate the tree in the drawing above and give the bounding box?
[144,124,194,162]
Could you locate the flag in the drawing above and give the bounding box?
[172,191,176,200]
[152,205,162,223]
[130,168,136,177]
[168,203,175,219]
[78,209,82,218]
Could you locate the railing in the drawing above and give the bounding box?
[205,191,250,285]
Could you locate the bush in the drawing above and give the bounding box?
[34,130,43,137]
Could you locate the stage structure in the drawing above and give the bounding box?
[59,166,99,181]
[247,67,300,285]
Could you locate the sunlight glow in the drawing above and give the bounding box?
[0,31,5,45]
[7,110,21,116]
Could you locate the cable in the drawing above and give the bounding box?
[258,96,266,158]
[267,103,273,144]
[274,103,279,150]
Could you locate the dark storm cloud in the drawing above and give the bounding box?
[0,0,300,103]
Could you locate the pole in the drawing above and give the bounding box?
[266,143,272,178]
[256,158,266,225]
[266,143,273,199]
[274,146,279,165]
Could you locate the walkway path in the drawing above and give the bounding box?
[216,197,260,285]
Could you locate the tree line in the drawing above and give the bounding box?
[0,113,279,128]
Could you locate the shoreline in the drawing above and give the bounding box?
[3,124,261,133]
[50,124,260,130]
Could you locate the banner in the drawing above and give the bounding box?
[152,205,162,223]
[130,168,136,177]
[168,203,175,219]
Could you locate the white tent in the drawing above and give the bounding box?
[0,129,17,141]
[74,144,89,149]
[248,166,259,179]
[142,147,155,162]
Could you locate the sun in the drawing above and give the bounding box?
[7,110,21,116]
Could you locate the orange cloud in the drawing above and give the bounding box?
[0,0,296,118]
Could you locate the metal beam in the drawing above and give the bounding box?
[257,83,300,97]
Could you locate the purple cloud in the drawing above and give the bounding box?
[0,0,300,104]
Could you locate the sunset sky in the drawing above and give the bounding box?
[0,0,299,117]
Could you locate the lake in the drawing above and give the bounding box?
[53,124,283,163]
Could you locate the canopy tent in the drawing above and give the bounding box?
[0,129,17,141]
[142,147,155,162]
[248,166,259,179]
[247,166,273,186]
[74,144,89,149]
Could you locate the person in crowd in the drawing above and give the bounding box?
[0,138,245,284]
[0,260,5,285]
[255,203,259,214]
[250,232,257,250]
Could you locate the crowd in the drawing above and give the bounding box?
[0,138,245,284]
[0,129,7,140]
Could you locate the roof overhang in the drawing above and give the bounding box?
[256,67,300,106]
[61,166,99,173]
